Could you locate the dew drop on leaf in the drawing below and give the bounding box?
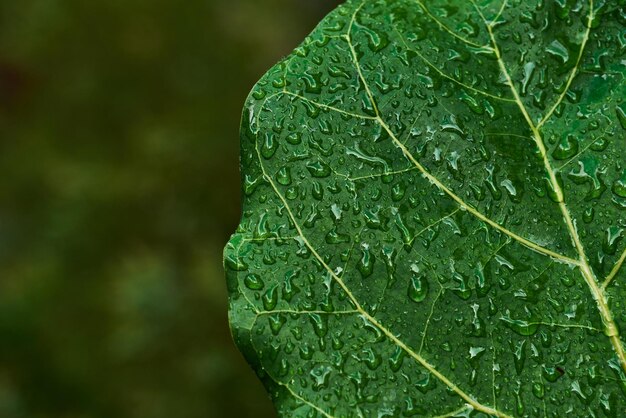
[407,268,429,303]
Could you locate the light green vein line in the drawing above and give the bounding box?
[537,0,594,129]
[496,262,554,300]
[345,2,379,116]
[400,104,426,144]
[409,208,461,246]
[490,0,508,25]
[393,28,516,103]
[256,309,359,317]
[603,246,626,290]
[252,90,286,133]
[281,382,335,418]
[419,286,444,354]
[283,90,377,120]
[242,236,298,243]
[482,237,511,266]
[485,132,532,141]
[255,146,511,418]
[523,321,603,332]
[349,167,419,181]
[411,0,492,49]
[430,404,472,418]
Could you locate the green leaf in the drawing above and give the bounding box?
[225,0,626,416]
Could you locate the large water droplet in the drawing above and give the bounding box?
[357,243,375,278]
[263,285,278,310]
[616,104,626,130]
[407,266,429,303]
[306,160,331,178]
[244,273,264,290]
[552,134,579,160]
[500,314,539,336]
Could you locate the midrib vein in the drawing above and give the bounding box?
[481,0,626,374]
[255,146,512,418]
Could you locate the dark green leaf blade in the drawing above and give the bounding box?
[226,0,626,416]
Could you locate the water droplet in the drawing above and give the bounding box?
[451,271,471,300]
[391,182,406,201]
[302,70,323,94]
[501,179,520,202]
[355,22,389,52]
[582,207,595,223]
[407,266,429,303]
[603,226,623,256]
[331,203,342,221]
[261,132,278,159]
[381,245,397,287]
[471,304,486,337]
[268,313,285,335]
[252,89,267,100]
[484,163,502,200]
[255,212,271,239]
[262,285,278,310]
[312,181,324,200]
[500,314,539,336]
[310,364,333,390]
[357,243,375,278]
[325,228,350,244]
[616,104,626,130]
[224,238,249,271]
[521,62,536,95]
[389,347,405,372]
[244,273,264,290]
[440,115,465,138]
[546,39,569,63]
[282,270,299,302]
[392,208,413,246]
[299,344,313,360]
[310,313,328,338]
[552,134,579,160]
[459,91,484,114]
[513,339,527,375]
[306,160,331,178]
[362,347,382,370]
[363,207,381,229]
[543,365,565,382]
[276,166,292,185]
[415,374,435,394]
[286,132,302,145]
[611,170,626,198]
[532,381,545,399]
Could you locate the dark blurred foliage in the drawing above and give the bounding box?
[0,1,340,417]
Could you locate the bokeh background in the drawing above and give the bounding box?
[0,1,341,417]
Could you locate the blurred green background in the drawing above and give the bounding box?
[0,1,340,417]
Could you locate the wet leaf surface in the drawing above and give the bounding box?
[226,0,626,416]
